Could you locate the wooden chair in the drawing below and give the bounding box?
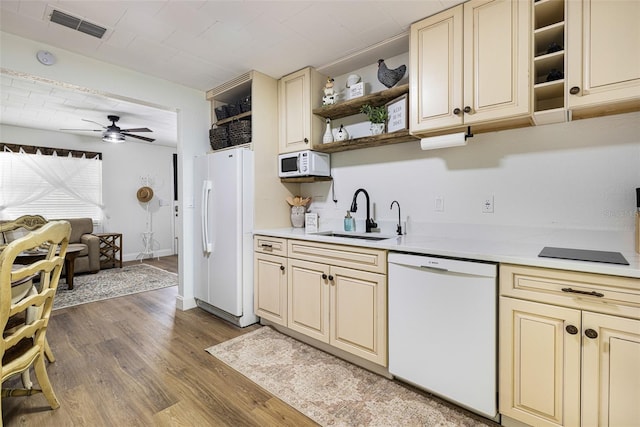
[0,215,56,365]
[0,220,71,420]
[0,215,48,253]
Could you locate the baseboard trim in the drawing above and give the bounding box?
[176,296,197,311]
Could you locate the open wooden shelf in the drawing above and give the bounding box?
[214,111,251,126]
[280,176,333,183]
[312,84,409,120]
[313,129,418,153]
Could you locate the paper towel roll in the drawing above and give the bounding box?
[420,132,467,150]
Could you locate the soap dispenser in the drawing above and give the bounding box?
[344,211,355,232]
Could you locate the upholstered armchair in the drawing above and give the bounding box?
[0,216,100,275]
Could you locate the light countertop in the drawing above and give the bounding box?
[254,224,640,279]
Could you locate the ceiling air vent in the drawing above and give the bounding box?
[49,9,107,39]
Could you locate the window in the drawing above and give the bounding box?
[0,148,103,222]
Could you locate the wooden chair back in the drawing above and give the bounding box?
[0,215,48,253]
[0,220,70,420]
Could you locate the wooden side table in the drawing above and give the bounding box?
[96,233,123,269]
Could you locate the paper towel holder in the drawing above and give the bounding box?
[464,126,474,140]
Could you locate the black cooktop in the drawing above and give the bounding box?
[539,246,629,266]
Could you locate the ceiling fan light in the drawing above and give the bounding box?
[102,132,125,143]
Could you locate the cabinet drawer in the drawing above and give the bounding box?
[288,239,387,274]
[254,235,287,256]
[500,264,640,320]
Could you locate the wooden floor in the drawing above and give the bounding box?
[2,255,318,426]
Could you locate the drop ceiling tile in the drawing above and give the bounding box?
[17,0,47,18]
[101,27,136,49]
[153,2,216,36]
[115,9,176,42]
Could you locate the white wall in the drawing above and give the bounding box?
[0,32,211,309]
[304,58,640,245]
[0,124,176,260]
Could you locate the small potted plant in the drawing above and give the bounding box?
[360,104,388,135]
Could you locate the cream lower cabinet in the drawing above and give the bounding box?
[254,236,288,326]
[567,0,640,114]
[499,264,640,427]
[286,239,387,366]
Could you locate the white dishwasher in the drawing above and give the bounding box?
[388,252,498,419]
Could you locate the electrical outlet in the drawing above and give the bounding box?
[435,196,444,212]
[482,196,494,213]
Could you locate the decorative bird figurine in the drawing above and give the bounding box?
[377,59,406,88]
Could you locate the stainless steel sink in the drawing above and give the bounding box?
[313,231,395,241]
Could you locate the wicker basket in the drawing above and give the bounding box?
[239,96,252,113]
[229,119,251,145]
[209,126,228,150]
[227,103,242,117]
[214,105,229,121]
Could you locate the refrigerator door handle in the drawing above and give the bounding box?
[201,180,213,254]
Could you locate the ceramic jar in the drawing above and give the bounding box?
[291,206,306,228]
[370,123,385,135]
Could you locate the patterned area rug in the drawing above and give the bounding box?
[206,327,495,427]
[54,264,177,309]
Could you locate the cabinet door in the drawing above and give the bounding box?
[567,0,640,111]
[287,258,330,343]
[581,312,640,427]
[329,266,387,366]
[278,68,325,153]
[410,5,464,132]
[254,253,287,326]
[463,0,530,124]
[499,297,581,427]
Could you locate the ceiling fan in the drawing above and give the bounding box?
[61,115,155,143]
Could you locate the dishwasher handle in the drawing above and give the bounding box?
[389,252,497,278]
[419,265,449,273]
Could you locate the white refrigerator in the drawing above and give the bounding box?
[194,147,258,327]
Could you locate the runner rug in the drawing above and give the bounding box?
[206,326,494,427]
[54,264,177,309]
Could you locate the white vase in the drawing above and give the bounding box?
[370,122,385,135]
[323,119,334,143]
[290,206,306,228]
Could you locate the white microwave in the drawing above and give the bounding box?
[278,150,330,178]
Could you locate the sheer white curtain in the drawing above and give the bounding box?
[0,148,103,220]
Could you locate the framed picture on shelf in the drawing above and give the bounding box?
[385,94,408,133]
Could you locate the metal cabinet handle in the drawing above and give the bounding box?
[570,86,580,95]
[565,325,579,335]
[561,288,604,298]
[280,265,285,271]
[322,273,327,280]
[328,275,334,281]
[463,106,472,113]
[261,243,273,250]
[453,108,462,115]
[585,328,598,339]
[304,137,309,143]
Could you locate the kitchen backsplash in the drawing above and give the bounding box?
[303,110,640,236]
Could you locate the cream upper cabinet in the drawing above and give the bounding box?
[567,0,640,113]
[278,67,326,153]
[499,264,640,427]
[410,0,530,134]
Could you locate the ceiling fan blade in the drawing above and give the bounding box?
[60,128,103,132]
[81,119,107,128]
[123,132,155,143]
[121,127,152,133]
